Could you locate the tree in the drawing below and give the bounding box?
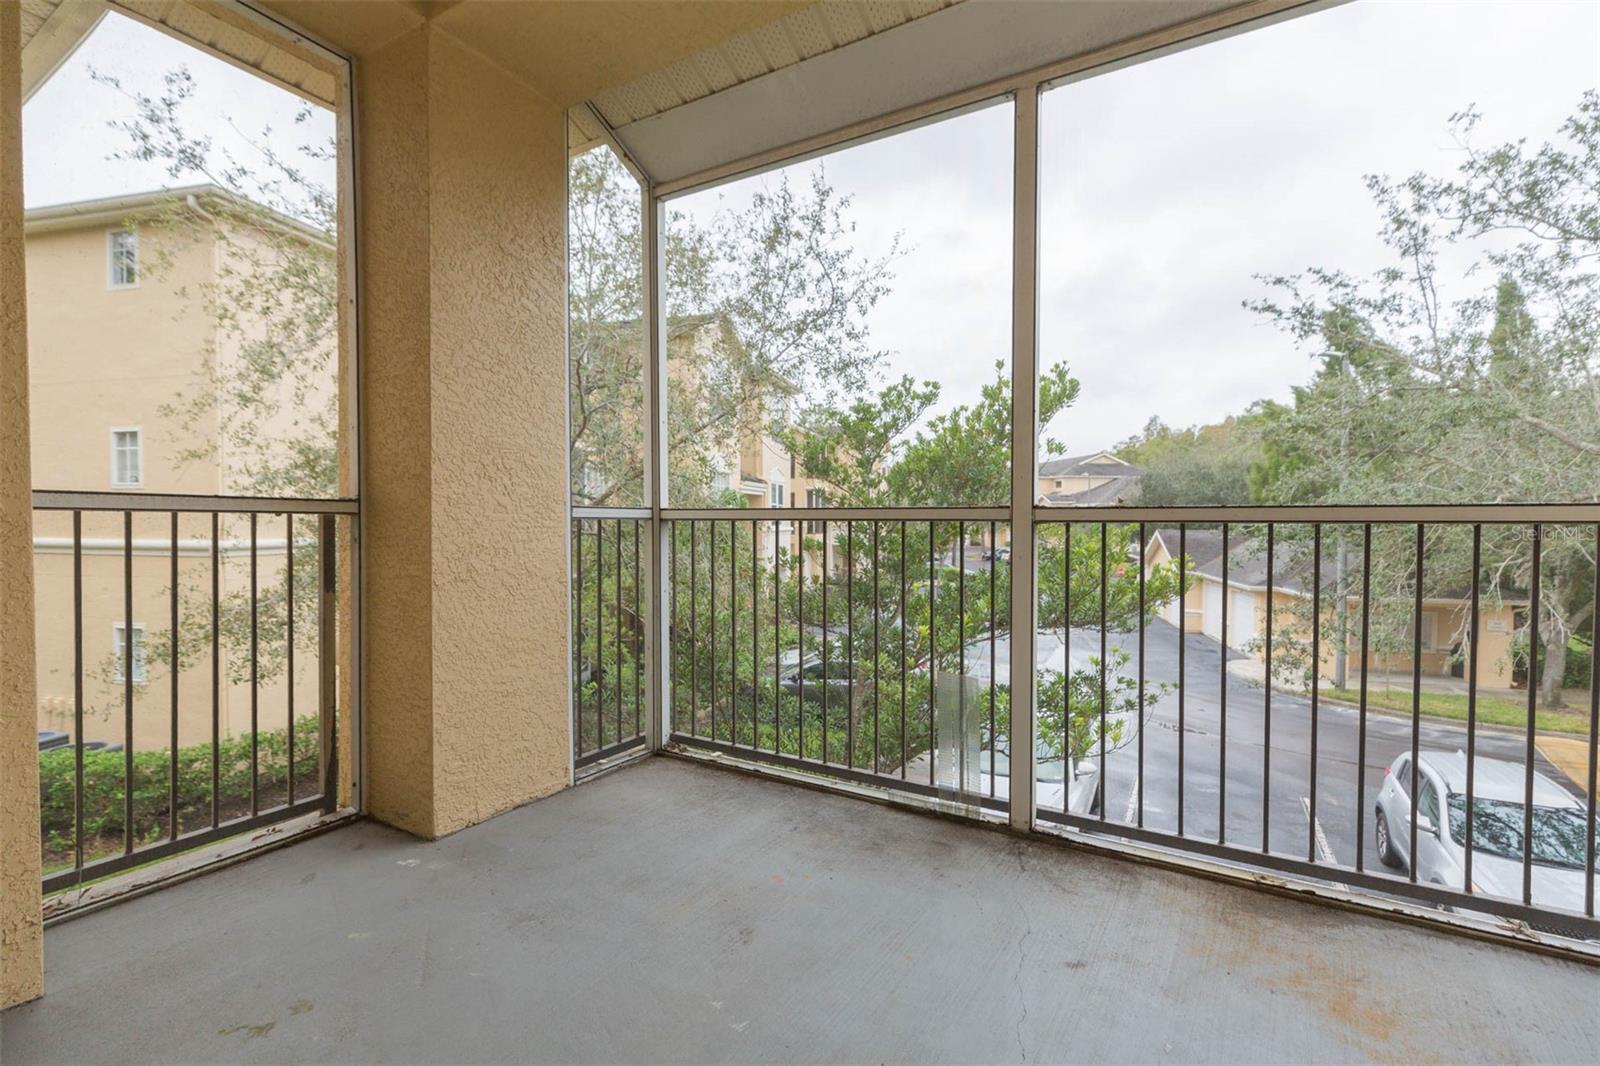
[1249,93,1600,708]
[1116,414,1264,506]
[779,359,1182,770]
[87,66,338,708]
[568,148,901,507]
[779,360,1079,507]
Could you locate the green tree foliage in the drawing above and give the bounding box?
[779,360,1079,507]
[87,67,336,711]
[1116,414,1265,506]
[1247,94,1600,707]
[568,148,900,507]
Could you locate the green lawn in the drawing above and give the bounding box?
[1324,686,1592,736]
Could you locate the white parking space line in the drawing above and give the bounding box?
[1124,774,1140,824]
[1301,796,1335,864]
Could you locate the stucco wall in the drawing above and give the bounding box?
[425,31,570,834]
[358,26,435,837]
[25,223,218,495]
[360,25,571,838]
[1,0,45,1010]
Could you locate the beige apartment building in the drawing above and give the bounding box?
[28,186,326,752]
[1036,449,1142,506]
[635,313,841,573]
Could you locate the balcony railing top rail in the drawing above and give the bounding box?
[33,490,360,515]
[1037,503,1600,523]
[596,503,1600,524]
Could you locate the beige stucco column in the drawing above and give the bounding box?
[0,0,44,1010]
[358,26,571,838]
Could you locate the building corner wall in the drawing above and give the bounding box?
[426,32,571,835]
[358,25,571,840]
[0,0,45,1010]
[358,26,438,838]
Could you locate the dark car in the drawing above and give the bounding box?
[777,649,854,704]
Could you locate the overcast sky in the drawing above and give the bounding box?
[25,2,1598,460]
[22,10,335,212]
[674,0,1599,455]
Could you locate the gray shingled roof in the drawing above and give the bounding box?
[1146,528,1528,603]
[1037,452,1142,478]
[1043,476,1141,506]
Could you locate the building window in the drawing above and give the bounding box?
[710,458,731,494]
[806,488,826,533]
[108,229,138,288]
[771,481,785,507]
[1420,612,1436,651]
[112,623,148,684]
[110,428,143,487]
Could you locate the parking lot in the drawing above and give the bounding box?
[979,620,1574,895]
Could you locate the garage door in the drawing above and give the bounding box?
[1230,590,1257,651]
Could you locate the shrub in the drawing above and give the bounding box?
[38,716,321,852]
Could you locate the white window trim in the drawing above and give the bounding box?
[107,228,140,290]
[112,622,148,685]
[109,426,144,489]
[1420,612,1436,652]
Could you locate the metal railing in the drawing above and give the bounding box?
[571,512,648,769]
[663,513,1012,811]
[31,491,352,894]
[1032,505,1600,940]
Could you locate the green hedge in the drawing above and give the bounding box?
[38,716,321,852]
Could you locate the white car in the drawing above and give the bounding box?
[1374,750,1598,912]
[983,741,1100,814]
[904,740,1100,813]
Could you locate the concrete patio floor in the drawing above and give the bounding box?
[3,756,1596,1064]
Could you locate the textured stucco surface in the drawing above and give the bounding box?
[359,25,570,839]
[359,26,436,837]
[425,31,571,833]
[0,0,44,1009]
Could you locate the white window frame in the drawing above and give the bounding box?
[770,480,785,507]
[109,426,144,488]
[1420,611,1436,652]
[112,623,148,685]
[107,228,139,289]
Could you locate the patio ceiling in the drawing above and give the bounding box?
[27,2,1320,190]
[22,1,344,105]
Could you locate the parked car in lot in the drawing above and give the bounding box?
[904,739,1100,813]
[983,741,1100,813]
[1375,750,1599,911]
[777,648,853,704]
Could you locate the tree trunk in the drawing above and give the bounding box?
[1539,612,1567,711]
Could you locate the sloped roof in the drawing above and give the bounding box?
[1042,475,1141,507]
[1147,528,1529,604]
[1038,451,1141,478]
[24,184,333,248]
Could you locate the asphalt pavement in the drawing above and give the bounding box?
[979,619,1571,884]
